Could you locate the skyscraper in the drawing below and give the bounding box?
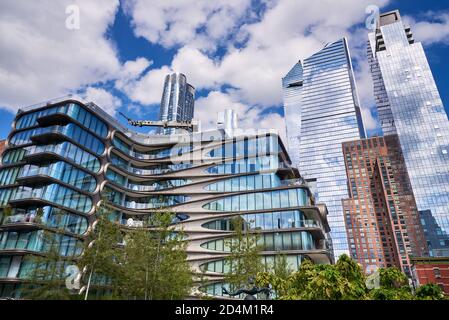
[368,10,449,256]
[283,38,366,258]
[159,73,195,134]
[342,135,428,277]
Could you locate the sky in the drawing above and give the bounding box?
[1,0,449,141]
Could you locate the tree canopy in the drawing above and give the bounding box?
[256,254,446,300]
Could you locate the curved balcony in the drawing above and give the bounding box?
[112,137,193,161]
[123,196,191,210]
[200,231,317,253]
[17,162,97,193]
[10,124,105,156]
[202,188,311,212]
[110,153,195,177]
[201,213,323,233]
[1,206,88,236]
[9,184,92,214]
[102,185,192,212]
[23,142,101,173]
[116,213,190,228]
[15,102,108,138]
[200,254,307,275]
[106,168,191,193]
[0,229,83,257]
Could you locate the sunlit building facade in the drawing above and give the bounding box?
[368,10,449,257]
[283,38,366,259]
[0,98,332,298]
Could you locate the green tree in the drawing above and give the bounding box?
[280,255,367,300]
[256,254,293,298]
[335,254,367,299]
[20,231,75,300]
[119,211,192,300]
[78,201,124,300]
[368,267,413,300]
[0,204,13,224]
[255,254,429,300]
[415,283,445,300]
[224,217,263,292]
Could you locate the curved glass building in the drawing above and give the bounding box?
[0,98,332,298]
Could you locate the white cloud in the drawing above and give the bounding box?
[4,0,448,139]
[123,0,390,133]
[123,0,252,51]
[115,57,153,89]
[0,0,121,112]
[118,65,172,106]
[404,12,449,45]
[195,91,287,143]
[80,87,122,116]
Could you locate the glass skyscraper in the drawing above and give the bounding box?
[283,38,366,259]
[368,10,449,257]
[159,73,195,134]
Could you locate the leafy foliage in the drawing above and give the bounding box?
[20,231,76,300]
[78,202,124,299]
[256,254,447,300]
[415,283,445,300]
[224,217,264,291]
[81,205,193,300]
[118,212,192,300]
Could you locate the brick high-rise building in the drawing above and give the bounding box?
[342,135,428,277]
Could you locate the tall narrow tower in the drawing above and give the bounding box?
[159,73,195,134]
[368,10,449,257]
[283,38,366,259]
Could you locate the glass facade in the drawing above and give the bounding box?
[368,11,449,256]
[205,156,279,174]
[202,210,321,231]
[112,136,192,160]
[0,98,332,298]
[0,230,83,257]
[10,184,92,213]
[110,153,194,176]
[24,142,101,173]
[201,231,315,252]
[15,102,108,138]
[4,206,88,235]
[204,173,281,192]
[159,73,195,135]
[19,161,97,193]
[200,255,305,274]
[283,38,366,259]
[11,123,105,155]
[208,136,278,158]
[203,188,310,211]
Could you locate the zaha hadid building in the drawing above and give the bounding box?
[0,98,332,298]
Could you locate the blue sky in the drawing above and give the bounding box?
[1,0,449,140]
